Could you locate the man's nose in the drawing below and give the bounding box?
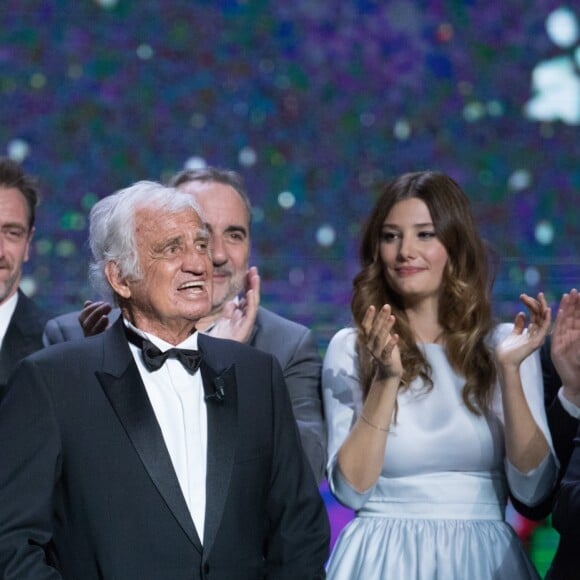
[211,236,227,267]
[182,248,209,274]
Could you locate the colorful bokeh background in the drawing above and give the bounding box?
[1,1,578,576]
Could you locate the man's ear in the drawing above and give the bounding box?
[23,226,35,263]
[105,261,131,299]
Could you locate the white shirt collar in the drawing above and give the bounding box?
[122,318,199,351]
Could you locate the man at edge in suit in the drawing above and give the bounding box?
[547,288,580,579]
[43,167,327,483]
[512,289,580,579]
[0,180,329,579]
[0,158,49,395]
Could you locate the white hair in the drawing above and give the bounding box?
[88,180,204,299]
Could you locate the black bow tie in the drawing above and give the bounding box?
[125,327,202,374]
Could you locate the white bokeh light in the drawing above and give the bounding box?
[95,0,118,8]
[525,8,580,125]
[508,169,532,191]
[535,220,554,245]
[463,101,485,122]
[546,6,578,48]
[393,119,411,140]
[316,224,335,247]
[20,276,37,297]
[278,191,295,209]
[524,266,541,287]
[136,44,154,60]
[7,139,30,162]
[525,56,580,125]
[239,146,257,167]
[185,156,207,170]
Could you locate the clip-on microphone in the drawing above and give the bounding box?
[205,376,226,404]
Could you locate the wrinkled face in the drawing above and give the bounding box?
[379,197,448,308]
[0,187,32,304]
[116,207,213,336]
[178,181,250,312]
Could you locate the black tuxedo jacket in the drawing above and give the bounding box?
[43,305,327,483]
[0,319,329,579]
[0,289,49,396]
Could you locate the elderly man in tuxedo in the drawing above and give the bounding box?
[43,167,327,483]
[0,158,49,394]
[0,181,329,579]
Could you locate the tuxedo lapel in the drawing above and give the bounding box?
[0,291,47,385]
[95,320,202,552]
[198,336,238,557]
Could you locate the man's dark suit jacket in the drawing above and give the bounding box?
[511,339,580,578]
[0,289,49,396]
[550,423,580,580]
[43,305,327,482]
[0,318,329,579]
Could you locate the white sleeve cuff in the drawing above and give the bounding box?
[506,451,557,506]
[327,455,375,511]
[558,387,580,419]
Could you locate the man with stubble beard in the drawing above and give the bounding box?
[0,158,49,396]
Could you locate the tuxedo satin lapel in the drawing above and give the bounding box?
[1,292,46,378]
[0,349,11,385]
[96,320,202,552]
[200,358,238,556]
[3,326,38,364]
[0,336,23,386]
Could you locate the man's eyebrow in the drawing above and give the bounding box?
[152,235,183,251]
[224,225,248,235]
[1,222,27,231]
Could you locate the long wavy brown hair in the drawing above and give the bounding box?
[352,171,496,415]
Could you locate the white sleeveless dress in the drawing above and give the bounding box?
[323,325,557,580]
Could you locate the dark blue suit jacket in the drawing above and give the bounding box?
[0,289,49,396]
[511,339,580,579]
[549,425,580,580]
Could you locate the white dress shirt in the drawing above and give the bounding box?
[124,320,207,542]
[0,292,18,350]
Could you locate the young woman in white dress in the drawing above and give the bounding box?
[323,171,557,579]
